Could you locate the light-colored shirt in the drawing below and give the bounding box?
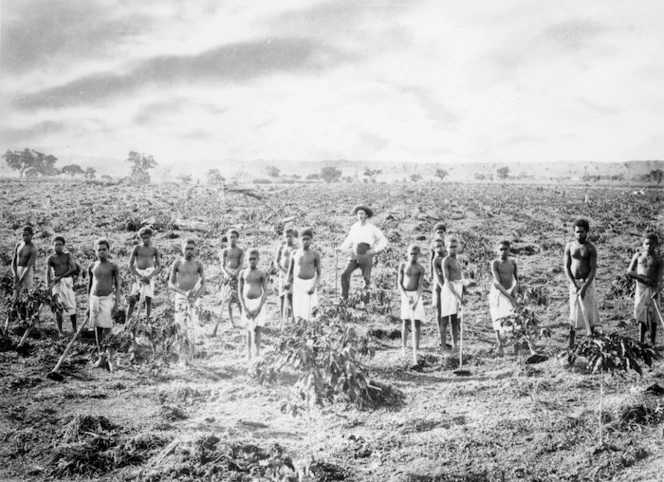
[340,222,388,253]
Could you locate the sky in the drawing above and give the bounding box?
[1,0,663,171]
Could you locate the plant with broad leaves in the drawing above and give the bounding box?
[567,331,657,446]
[499,305,550,356]
[2,277,63,338]
[252,311,402,414]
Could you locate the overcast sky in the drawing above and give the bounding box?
[1,0,663,168]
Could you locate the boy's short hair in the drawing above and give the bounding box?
[284,227,298,237]
[54,235,66,245]
[644,233,659,244]
[95,238,110,249]
[22,225,34,235]
[300,227,314,239]
[498,240,511,248]
[433,237,445,246]
[138,227,153,237]
[183,238,196,247]
[574,219,590,231]
[407,244,421,254]
[445,235,459,247]
[228,229,240,238]
[221,235,228,244]
[247,248,260,257]
[433,223,447,233]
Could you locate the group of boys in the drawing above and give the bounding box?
[8,215,663,369]
[397,219,662,363]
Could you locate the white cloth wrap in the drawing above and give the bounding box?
[569,280,600,330]
[439,281,463,318]
[16,266,34,290]
[292,277,318,320]
[131,267,155,298]
[400,290,425,321]
[634,284,657,324]
[90,294,114,328]
[489,282,516,331]
[243,296,266,330]
[52,277,76,315]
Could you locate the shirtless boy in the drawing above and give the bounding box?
[564,219,599,347]
[429,223,447,283]
[489,240,519,355]
[275,228,298,326]
[432,238,446,332]
[127,227,162,322]
[11,225,37,302]
[627,233,663,344]
[220,229,244,327]
[285,228,321,321]
[398,244,426,364]
[439,236,465,354]
[46,236,78,335]
[169,239,206,366]
[239,249,268,360]
[87,239,120,369]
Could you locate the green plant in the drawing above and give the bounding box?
[499,305,550,356]
[568,332,657,445]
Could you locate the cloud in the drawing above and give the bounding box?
[14,37,354,110]
[1,0,154,74]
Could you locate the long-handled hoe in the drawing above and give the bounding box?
[47,313,90,381]
[410,305,418,367]
[211,289,229,337]
[453,305,471,377]
[651,293,664,341]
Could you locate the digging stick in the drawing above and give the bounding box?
[651,292,664,334]
[577,293,592,335]
[49,313,89,377]
[459,304,463,369]
[212,287,229,336]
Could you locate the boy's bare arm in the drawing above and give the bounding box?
[415,264,424,303]
[258,272,268,311]
[579,245,597,296]
[16,247,38,284]
[46,255,55,286]
[563,243,576,286]
[397,262,406,296]
[512,260,519,291]
[434,258,445,288]
[168,261,184,295]
[311,252,322,291]
[193,261,206,300]
[233,250,245,276]
[11,244,18,275]
[274,246,283,272]
[87,263,94,295]
[128,246,140,277]
[150,249,163,278]
[112,264,120,312]
[285,255,295,288]
[221,249,231,276]
[238,272,247,312]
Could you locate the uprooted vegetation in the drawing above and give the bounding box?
[1,181,664,481]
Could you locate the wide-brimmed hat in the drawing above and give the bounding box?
[352,205,374,218]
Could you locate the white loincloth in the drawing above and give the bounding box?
[90,294,114,328]
[52,277,76,315]
[634,283,657,325]
[489,281,516,331]
[292,277,318,320]
[15,266,34,291]
[569,280,600,330]
[400,290,425,321]
[175,291,200,326]
[131,267,155,298]
[439,281,463,318]
[243,296,266,330]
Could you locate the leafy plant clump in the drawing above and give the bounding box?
[568,332,657,377]
[253,312,401,412]
[499,306,551,356]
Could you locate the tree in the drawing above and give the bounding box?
[127,151,157,184]
[101,175,113,182]
[410,173,423,183]
[266,166,280,178]
[85,167,96,180]
[363,168,382,183]
[62,164,85,177]
[434,169,449,181]
[496,167,510,180]
[320,167,342,183]
[3,148,58,177]
[306,173,320,181]
[645,169,663,184]
[177,173,193,184]
[207,169,225,185]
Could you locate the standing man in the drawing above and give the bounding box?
[336,205,388,300]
